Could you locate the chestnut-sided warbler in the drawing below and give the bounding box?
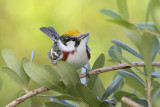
[40,27,90,69]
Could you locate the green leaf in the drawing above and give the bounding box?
[20,57,30,86]
[113,49,142,73]
[101,76,124,101]
[108,19,136,30]
[19,98,31,107]
[141,33,153,76]
[152,36,159,61]
[92,53,105,70]
[43,65,61,80]
[117,70,146,96]
[151,72,160,78]
[65,85,80,97]
[123,29,142,51]
[152,83,160,102]
[51,95,81,101]
[125,69,143,81]
[136,22,159,33]
[146,0,151,24]
[87,54,105,98]
[116,0,129,20]
[112,40,143,60]
[0,78,2,91]
[121,102,129,107]
[87,76,105,99]
[37,94,81,101]
[100,9,121,19]
[44,102,69,107]
[1,48,21,76]
[57,61,80,87]
[1,67,23,86]
[23,62,65,93]
[76,83,101,107]
[88,77,105,99]
[100,101,110,107]
[50,98,77,107]
[135,98,148,107]
[113,91,138,102]
[150,0,160,32]
[108,45,122,62]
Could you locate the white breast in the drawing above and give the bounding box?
[66,40,89,69]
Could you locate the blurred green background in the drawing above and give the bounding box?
[0,0,149,106]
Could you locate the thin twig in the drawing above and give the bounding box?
[6,87,49,107]
[80,62,160,78]
[147,78,152,107]
[121,97,144,107]
[6,62,160,107]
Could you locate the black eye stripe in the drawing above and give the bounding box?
[60,36,80,46]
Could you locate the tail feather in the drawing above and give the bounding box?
[40,27,60,42]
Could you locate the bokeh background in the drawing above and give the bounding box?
[0,0,150,106]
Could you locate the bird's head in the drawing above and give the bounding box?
[59,30,89,48]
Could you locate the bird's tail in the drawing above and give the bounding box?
[40,27,60,42]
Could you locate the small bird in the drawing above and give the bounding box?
[40,27,90,69]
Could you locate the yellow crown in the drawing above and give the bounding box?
[62,30,81,37]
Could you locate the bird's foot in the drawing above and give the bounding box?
[83,66,90,78]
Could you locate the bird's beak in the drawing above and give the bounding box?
[78,32,89,40]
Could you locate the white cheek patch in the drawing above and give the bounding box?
[58,40,75,52]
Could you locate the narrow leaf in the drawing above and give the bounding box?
[108,19,136,30]
[123,29,142,51]
[57,61,80,87]
[135,98,148,107]
[87,54,105,98]
[151,81,160,102]
[19,98,31,107]
[151,72,160,78]
[108,45,122,62]
[152,36,159,61]
[92,53,105,70]
[1,48,21,76]
[100,9,121,19]
[116,0,129,20]
[101,76,124,101]
[112,40,143,59]
[21,57,30,86]
[100,101,110,107]
[0,78,2,91]
[113,91,138,102]
[141,33,153,76]
[76,83,101,107]
[150,0,160,32]
[113,49,142,73]
[136,22,159,33]
[43,65,61,80]
[117,70,146,96]
[44,102,69,107]
[50,95,81,101]
[50,98,77,107]
[37,94,81,101]
[23,62,65,93]
[1,67,23,86]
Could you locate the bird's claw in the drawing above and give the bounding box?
[83,66,90,78]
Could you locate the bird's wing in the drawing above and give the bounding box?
[40,27,60,42]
